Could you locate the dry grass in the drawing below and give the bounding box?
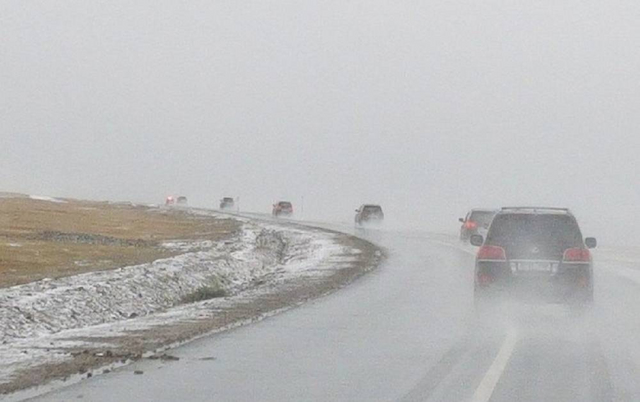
[0,196,240,288]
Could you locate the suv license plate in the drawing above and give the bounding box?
[516,262,552,273]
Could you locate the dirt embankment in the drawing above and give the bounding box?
[0,196,239,288]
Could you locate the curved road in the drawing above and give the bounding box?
[27,220,640,401]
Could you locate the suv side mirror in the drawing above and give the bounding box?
[459,218,465,223]
[585,237,597,249]
[470,235,484,247]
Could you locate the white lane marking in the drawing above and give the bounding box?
[470,328,518,402]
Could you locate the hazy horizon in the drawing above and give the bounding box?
[3,0,640,244]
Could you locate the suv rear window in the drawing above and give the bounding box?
[469,211,495,226]
[363,206,382,213]
[279,202,292,207]
[486,214,583,257]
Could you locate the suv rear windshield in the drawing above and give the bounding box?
[486,214,583,259]
[469,211,495,226]
[363,206,382,213]
[279,202,292,208]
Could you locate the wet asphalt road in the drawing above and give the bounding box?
[26,220,640,402]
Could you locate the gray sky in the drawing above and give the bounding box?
[2,1,640,242]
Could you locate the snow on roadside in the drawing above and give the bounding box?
[28,196,66,203]
[0,215,359,387]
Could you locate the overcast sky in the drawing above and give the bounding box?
[2,1,640,242]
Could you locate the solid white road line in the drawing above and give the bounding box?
[470,328,518,402]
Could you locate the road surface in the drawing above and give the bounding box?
[26,220,640,401]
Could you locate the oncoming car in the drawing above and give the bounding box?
[472,207,596,311]
[355,204,384,226]
[459,209,497,241]
[272,201,293,217]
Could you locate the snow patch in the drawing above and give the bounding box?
[0,215,362,387]
[28,196,66,203]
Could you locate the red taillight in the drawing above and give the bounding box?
[477,245,507,261]
[464,221,478,229]
[563,248,591,262]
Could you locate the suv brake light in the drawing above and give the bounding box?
[563,248,591,262]
[464,221,477,229]
[477,245,506,261]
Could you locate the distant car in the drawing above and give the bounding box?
[472,207,596,311]
[165,196,175,206]
[272,201,293,217]
[355,204,384,226]
[176,196,188,205]
[220,197,235,210]
[459,209,498,241]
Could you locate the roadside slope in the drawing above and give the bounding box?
[1,208,384,398]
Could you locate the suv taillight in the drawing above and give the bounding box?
[464,221,478,229]
[563,248,591,262]
[477,245,507,261]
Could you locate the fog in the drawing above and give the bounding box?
[2,1,640,244]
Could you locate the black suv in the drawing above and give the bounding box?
[272,201,293,217]
[220,197,235,210]
[471,207,596,309]
[355,205,384,226]
[176,196,188,205]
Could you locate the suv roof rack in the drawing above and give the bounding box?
[500,206,571,214]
